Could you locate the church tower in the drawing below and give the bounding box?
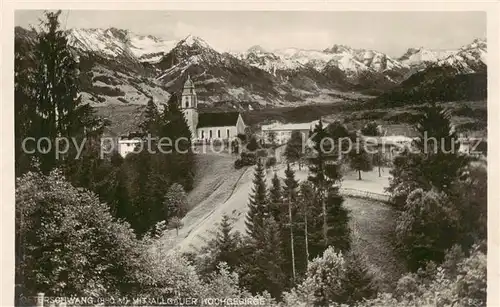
[181,75,199,139]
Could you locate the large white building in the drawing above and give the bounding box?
[181,75,246,143]
[261,120,319,145]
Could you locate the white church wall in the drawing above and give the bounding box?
[197,125,238,142]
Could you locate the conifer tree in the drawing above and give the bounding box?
[268,172,283,221]
[299,181,315,262]
[283,164,299,283]
[30,11,100,173]
[324,187,351,252]
[139,98,160,135]
[348,138,373,180]
[157,94,195,190]
[243,217,286,300]
[414,103,466,191]
[284,131,305,169]
[15,32,37,176]
[245,159,268,239]
[339,253,376,305]
[200,214,243,275]
[307,120,340,250]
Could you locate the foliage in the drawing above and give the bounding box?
[283,247,346,306]
[395,188,460,271]
[361,121,381,136]
[348,138,373,180]
[357,244,486,307]
[197,214,243,276]
[284,131,305,168]
[15,10,102,175]
[247,136,260,152]
[240,217,286,300]
[235,152,257,169]
[163,183,188,221]
[245,159,268,239]
[15,170,143,297]
[139,99,160,134]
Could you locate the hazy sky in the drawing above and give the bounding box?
[15,10,486,57]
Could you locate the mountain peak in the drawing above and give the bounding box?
[323,44,354,54]
[179,34,211,49]
[247,45,267,54]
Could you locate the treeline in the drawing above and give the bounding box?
[373,65,487,107]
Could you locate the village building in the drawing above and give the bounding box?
[261,120,319,145]
[117,132,147,158]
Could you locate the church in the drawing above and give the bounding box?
[180,75,246,143]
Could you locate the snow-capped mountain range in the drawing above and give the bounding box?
[15,26,487,108]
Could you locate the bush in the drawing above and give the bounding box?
[234,152,258,169]
[256,149,268,158]
[16,170,143,297]
[234,159,244,169]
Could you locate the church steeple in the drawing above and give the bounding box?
[181,74,199,139]
[181,74,197,109]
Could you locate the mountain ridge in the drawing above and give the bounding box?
[15,25,487,109]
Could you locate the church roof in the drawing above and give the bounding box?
[198,112,241,128]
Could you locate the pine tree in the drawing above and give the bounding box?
[348,137,373,180]
[157,93,195,190]
[299,181,315,262]
[307,120,340,251]
[139,98,160,135]
[30,11,100,173]
[245,159,268,239]
[268,172,283,221]
[282,164,300,283]
[242,217,286,300]
[284,131,305,169]
[414,103,466,191]
[15,32,37,176]
[339,253,376,304]
[200,214,243,274]
[324,187,351,252]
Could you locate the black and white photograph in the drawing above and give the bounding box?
[2,4,496,307]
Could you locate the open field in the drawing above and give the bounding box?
[161,155,402,290]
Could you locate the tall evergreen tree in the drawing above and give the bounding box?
[268,172,283,221]
[245,159,268,239]
[200,214,243,275]
[29,11,100,173]
[282,164,300,283]
[157,93,195,190]
[284,131,305,169]
[139,98,160,135]
[299,181,315,262]
[307,120,341,251]
[414,103,466,191]
[15,32,37,176]
[241,217,286,300]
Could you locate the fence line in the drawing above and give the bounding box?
[339,187,390,202]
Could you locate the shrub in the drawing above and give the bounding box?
[256,149,268,158]
[234,159,244,169]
